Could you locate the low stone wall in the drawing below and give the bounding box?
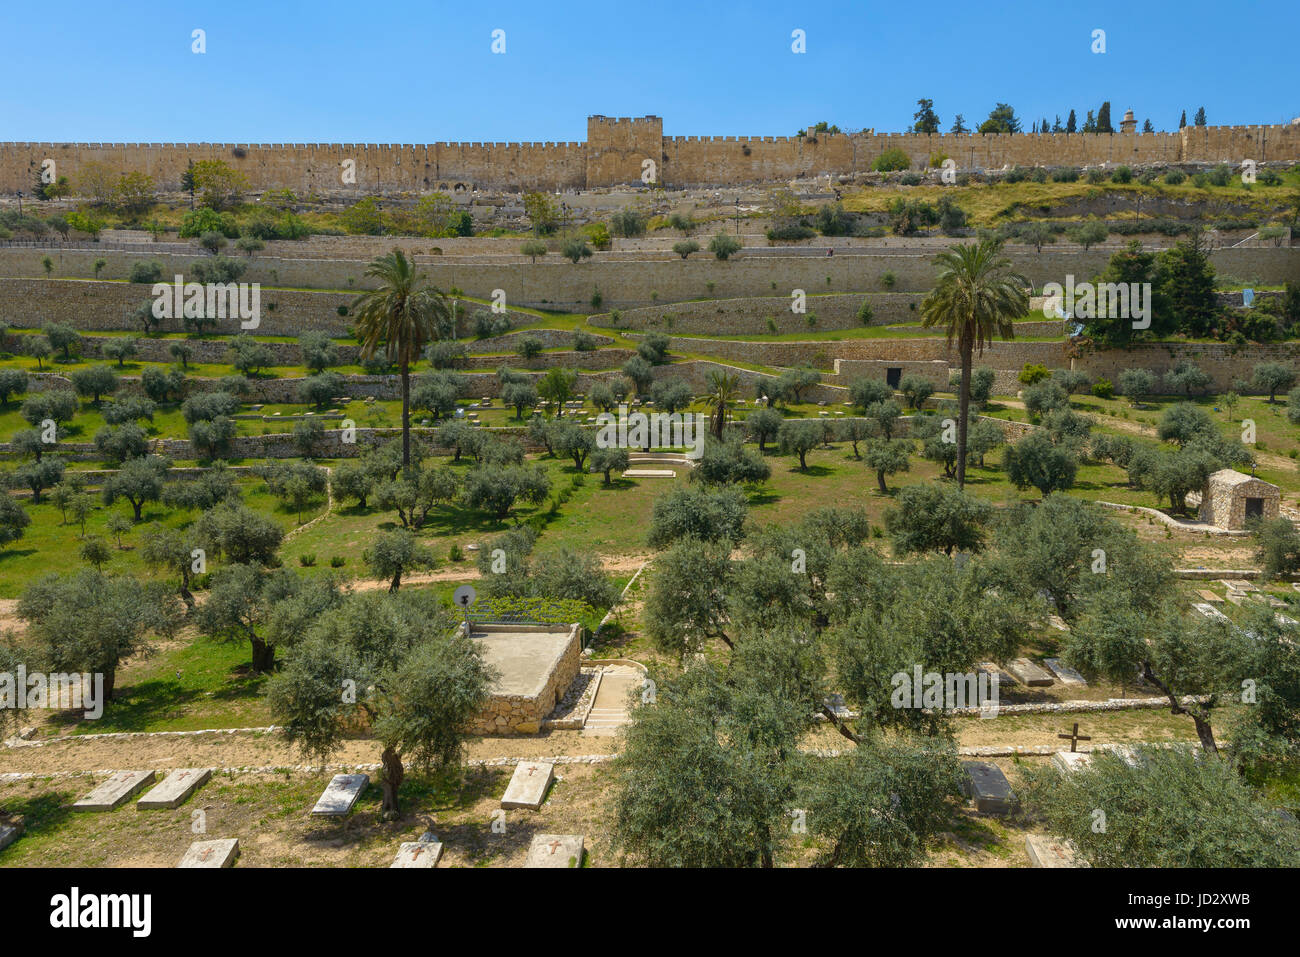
[595,293,926,334]
[460,348,635,372]
[1074,340,1300,394]
[0,277,355,337]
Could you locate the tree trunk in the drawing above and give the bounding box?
[179,566,195,610]
[819,705,862,744]
[956,328,973,489]
[380,746,404,815]
[250,636,275,674]
[1141,661,1219,756]
[400,354,411,467]
[102,668,116,701]
[877,470,888,493]
[390,569,402,593]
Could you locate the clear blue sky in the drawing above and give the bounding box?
[2,0,1296,143]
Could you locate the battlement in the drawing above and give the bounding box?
[2,115,1297,193]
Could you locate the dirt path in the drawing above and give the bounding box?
[345,553,654,591]
[0,727,621,775]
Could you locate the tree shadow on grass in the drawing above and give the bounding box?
[0,790,74,856]
[50,666,270,735]
[791,465,834,477]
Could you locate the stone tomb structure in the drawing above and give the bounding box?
[467,623,582,735]
[961,761,1018,815]
[1199,469,1280,530]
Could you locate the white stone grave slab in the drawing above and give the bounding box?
[1052,750,1093,774]
[310,773,369,816]
[524,834,584,868]
[391,842,444,868]
[72,771,156,812]
[178,838,239,868]
[138,768,212,810]
[1044,658,1087,686]
[0,823,20,852]
[501,761,554,810]
[1196,589,1224,604]
[977,662,1018,689]
[1006,658,1054,687]
[622,469,675,478]
[1025,834,1085,868]
[1193,603,1230,622]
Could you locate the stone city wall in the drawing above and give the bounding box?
[5,117,1298,193]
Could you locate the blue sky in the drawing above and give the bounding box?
[2,0,1296,143]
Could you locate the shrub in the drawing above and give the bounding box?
[128,260,163,284]
[329,555,346,567]
[1111,166,1132,184]
[872,148,910,172]
[1091,378,1114,399]
[299,553,316,567]
[1164,169,1186,185]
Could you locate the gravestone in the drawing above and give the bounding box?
[1219,579,1258,593]
[1052,750,1093,774]
[501,761,554,810]
[1025,834,1084,868]
[1098,744,1144,768]
[178,838,239,868]
[310,773,369,816]
[961,761,1017,815]
[1193,603,1231,622]
[977,661,1017,689]
[524,834,584,868]
[1250,593,1286,608]
[138,768,212,810]
[622,469,675,478]
[1224,592,1244,605]
[1046,614,1070,632]
[1196,589,1224,604]
[1043,658,1087,686]
[72,770,156,812]
[0,822,20,852]
[1006,658,1054,687]
[391,841,444,868]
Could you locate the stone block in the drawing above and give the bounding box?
[1006,658,1054,687]
[1025,834,1085,868]
[178,838,239,868]
[524,834,584,868]
[72,771,156,812]
[1044,658,1087,686]
[391,842,444,868]
[138,768,212,810]
[501,761,553,810]
[310,773,368,816]
[962,761,1017,815]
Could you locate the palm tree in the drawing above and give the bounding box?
[705,369,740,439]
[351,249,451,466]
[920,240,1029,488]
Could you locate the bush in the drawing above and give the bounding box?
[128,260,163,284]
[299,553,316,567]
[708,233,741,260]
[872,148,911,172]
[1091,378,1114,399]
[1051,167,1081,183]
[1111,166,1132,184]
[1018,363,1050,385]
[1164,169,1186,185]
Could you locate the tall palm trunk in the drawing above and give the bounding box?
[400,353,411,467]
[956,325,973,489]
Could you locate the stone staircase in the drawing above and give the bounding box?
[580,666,642,737]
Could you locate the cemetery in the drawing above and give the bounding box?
[1,17,1299,878]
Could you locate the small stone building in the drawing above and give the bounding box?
[463,622,582,735]
[1199,469,1280,529]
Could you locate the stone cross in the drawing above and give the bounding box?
[547,839,562,855]
[1058,722,1091,753]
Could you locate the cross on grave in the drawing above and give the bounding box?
[547,840,563,855]
[198,847,213,862]
[1058,722,1091,753]
[409,845,426,860]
